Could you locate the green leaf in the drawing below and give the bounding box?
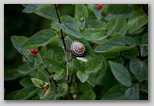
[31,78,48,88]
[75,4,88,19]
[121,47,139,59]
[39,88,57,100]
[75,4,88,29]
[111,17,127,36]
[95,36,135,53]
[93,4,103,19]
[17,63,32,75]
[37,70,49,83]
[101,84,128,100]
[23,4,57,20]
[57,83,68,97]
[58,16,82,38]
[10,36,28,53]
[72,59,83,71]
[5,90,20,100]
[22,4,40,13]
[91,32,108,44]
[140,45,148,57]
[77,71,89,83]
[45,58,65,72]
[141,33,148,44]
[84,57,103,74]
[109,61,132,87]
[89,20,106,30]
[4,69,19,81]
[26,54,43,69]
[19,77,34,88]
[127,9,148,33]
[53,70,66,81]
[129,59,148,82]
[43,49,54,59]
[125,83,139,100]
[106,16,118,35]
[21,29,56,48]
[14,87,39,100]
[107,4,134,15]
[34,4,57,20]
[76,57,88,62]
[87,74,96,87]
[79,90,96,100]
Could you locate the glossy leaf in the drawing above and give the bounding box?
[125,83,139,100]
[75,4,88,29]
[121,47,139,59]
[53,70,66,81]
[127,9,148,33]
[129,59,148,82]
[14,87,39,100]
[111,17,127,36]
[102,84,128,100]
[72,59,83,71]
[93,4,103,19]
[22,4,40,13]
[34,4,57,20]
[109,61,132,87]
[19,77,34,88]
[141,33,148,44]
[84,57,103,74]
[107,4,134,15]
[95,36,135,53]
[106,16,118,36]
[11,36,28,53]
[31,78,48,88]
[17,63,32,75]
[4,90,20,100]
[57,83,68,97]
[87,74,96,87]
[79,90,96,100]
[77,57,88,62]
[91,32,108,44]
[37,70,50,83]
[45,58,65,72]
[43,49,54,59]
[89,20,106,29]
[75,4,88,19]
[23,4,57,20]
[82,29,108,44]
[21,29,56,48]
[59,16,82,38]
[77,71,89,83]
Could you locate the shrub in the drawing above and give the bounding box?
[5,4,148,100]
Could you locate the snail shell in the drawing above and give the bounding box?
[70,41,86,57]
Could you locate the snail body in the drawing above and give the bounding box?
[70,41,86,57]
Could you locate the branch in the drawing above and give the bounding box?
[54,4,72,99]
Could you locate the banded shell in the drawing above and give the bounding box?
[70,41,86,57]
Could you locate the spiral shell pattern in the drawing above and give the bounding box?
[70,41,86,56]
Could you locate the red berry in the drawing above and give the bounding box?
[97,4,103,9]
[30,48,37,54]
[43,88,48,93]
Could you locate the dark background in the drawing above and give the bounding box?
[4,4,74,95]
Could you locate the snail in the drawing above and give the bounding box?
[70,41,86,57]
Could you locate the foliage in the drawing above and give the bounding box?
[5,4,148,100]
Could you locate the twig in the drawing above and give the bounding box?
[54,4,72,99]
[73,76,78,100]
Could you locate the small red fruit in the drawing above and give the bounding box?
[97,4,103,9]
[30,48,37,54]
[43,88,48,93]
